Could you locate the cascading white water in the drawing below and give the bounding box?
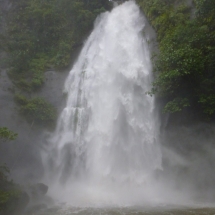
[45,1,162,206]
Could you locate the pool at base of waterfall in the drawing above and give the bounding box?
[30,205,215,215]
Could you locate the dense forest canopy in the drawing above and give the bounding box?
[0,0,111,129]
[137,0,215,121]
[3,0,110,92]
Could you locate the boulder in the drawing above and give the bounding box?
[30,183,48,198]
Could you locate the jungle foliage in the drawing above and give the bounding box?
[2,0,110,92]
[0,127,17,142]
[15,94,57,127]
[137,0,215,119]
[0,0,110,127]
[0,130,21,215]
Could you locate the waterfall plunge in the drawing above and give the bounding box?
[45,1,162,207]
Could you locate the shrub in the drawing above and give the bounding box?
[0,128,17,142]
[137,0,215,119]
[4,0,111,92]
[15,95,57,127]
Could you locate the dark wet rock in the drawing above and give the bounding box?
[16,191,30,212]
[23,183,56,214]
[30,183,48,198]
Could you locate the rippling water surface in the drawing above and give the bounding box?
[36,206,215,215]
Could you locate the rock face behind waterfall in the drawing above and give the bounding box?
[0,68,69,182]
[44,1,162,206]
[0,1,70,181]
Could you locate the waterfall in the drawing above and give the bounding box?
[45,1,162,206]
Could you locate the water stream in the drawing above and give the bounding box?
[41,1,215,212]
[44,1,163,207]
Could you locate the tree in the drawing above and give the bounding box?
[0,128,20,214]
[0,127,17,142]
[138,0,215,120]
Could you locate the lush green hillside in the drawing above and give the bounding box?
[3,0,110,92]
[137,0,215,121]
[0,0,110,127]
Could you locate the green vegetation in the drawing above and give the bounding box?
[0,0,110,126]
[0,164,21,214]
[15,94,57,127]
[0,127,17,142]
[0,129,22,214]
[137,0,215,120]
[2,0,110,92]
